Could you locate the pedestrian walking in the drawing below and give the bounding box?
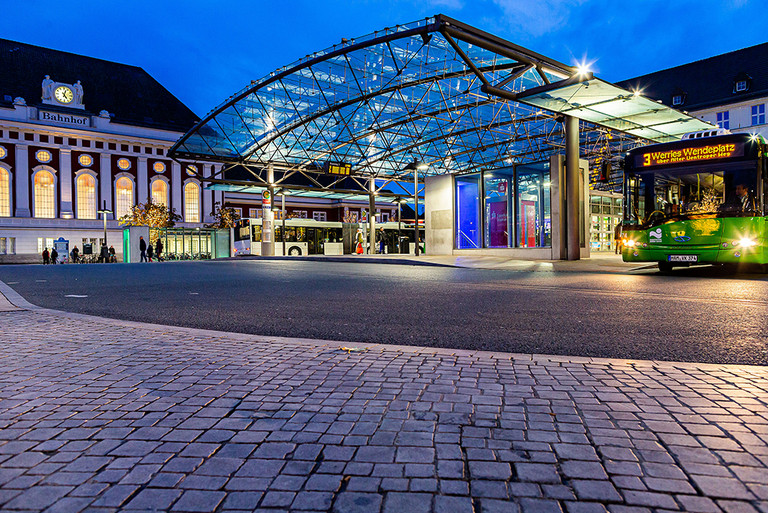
[155,239,163,262]
[139,236,147,262]
[99,244,109,263]
[108,245,116,263]
[42,247,50,265]
[50,248,58,264]
[147,241,154,262]
[70,246,80,263]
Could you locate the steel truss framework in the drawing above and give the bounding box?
[169,15,664,184]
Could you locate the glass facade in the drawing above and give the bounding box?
[455,162,551,249]
[589,194,622,251]
[456,175,481,248]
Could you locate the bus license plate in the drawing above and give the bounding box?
[668,255,698,262]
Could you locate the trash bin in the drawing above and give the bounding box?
[399,236,409,254]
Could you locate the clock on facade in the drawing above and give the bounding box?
[54,85,74,104]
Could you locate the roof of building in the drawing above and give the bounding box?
[617,42,768,111]
[0,38,199,132]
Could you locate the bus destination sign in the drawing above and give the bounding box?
[636,142,744,168]
[324,161,354,176]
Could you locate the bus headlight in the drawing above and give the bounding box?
[625,240,636,247]
[737,238,757,247]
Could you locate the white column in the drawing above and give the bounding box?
[203,163,213,222]
[100,153,112,211]
[171,161,182,216]
[14,144,30,217]
[137,157,148,204]
[59,147,73,218]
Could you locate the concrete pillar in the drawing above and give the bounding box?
[14,144,30,217]
[549,155,567,260]
[171,161,182,214]
[137,156,148,204]
[202,164,213,222]
[369,179,376,254]
[424,174,454,255]
[59,148,73,218]
[565,115,580,261]
[262,163,275,256]
[100,153,112,211]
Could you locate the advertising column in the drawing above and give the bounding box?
[261,189,274,256]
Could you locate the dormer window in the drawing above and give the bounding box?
[672,94,684,106]
[733,72,752,93]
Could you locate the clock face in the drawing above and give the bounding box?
[54,86,74,104]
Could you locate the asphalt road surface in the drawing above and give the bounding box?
[1,260,767,365]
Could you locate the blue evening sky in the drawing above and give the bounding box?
[3,0,766,118]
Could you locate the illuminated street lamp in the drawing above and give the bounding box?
[97,200,112,259]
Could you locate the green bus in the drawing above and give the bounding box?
[622,132,767,272]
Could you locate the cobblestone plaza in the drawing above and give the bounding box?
[0,284,767,512]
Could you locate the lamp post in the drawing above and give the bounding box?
[97,200,112,261]
[410,159,428,256]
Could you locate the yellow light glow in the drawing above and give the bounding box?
[737,237,757,247]
[625,239,636,247]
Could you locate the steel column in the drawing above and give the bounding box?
[369,179,376,254]
[414,170,419,257]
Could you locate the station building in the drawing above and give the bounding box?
[619,42,768,139]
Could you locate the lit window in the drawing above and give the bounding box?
[186,165,198,176]
[153,162,166,173]
[76,174,97,219]
[752,104,765,126]
[117,158,131,170]
[34,170,55,218]
[151,179,168,206]
[116,177,134,219]
[36,150,52,163]
[716,111,730,130]
[0,168,9,216]
[78,154,93,167]
[184,182,200,222]
[0,146,6,159]
[249,208,259,218]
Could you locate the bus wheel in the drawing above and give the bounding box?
[658,261,673,274]
[288,246,302,256]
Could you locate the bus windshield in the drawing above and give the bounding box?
[626,162,759,227]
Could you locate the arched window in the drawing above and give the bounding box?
[34,170,55,218]
[76,173,97,219]
[184,182,200,222]
[151,179,168,206]
[0,168,10,217]
[115,176,134,220]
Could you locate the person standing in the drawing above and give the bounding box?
[108,245,116,263]
[139,236,147,262]
[155,239,164,262]
[70,246,80,263]
[147,241,154,262]
[51,247,58,264]
[614,222,623,254]
[42,248,50,265]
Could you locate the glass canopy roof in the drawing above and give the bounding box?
[169,15,713,180]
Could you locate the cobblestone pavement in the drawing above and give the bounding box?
[1,290,767,512]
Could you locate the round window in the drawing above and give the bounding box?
[78,154,93,167]
[36,150,53,163]
[186,165,197,176]
[117,158,131,170]
[153,162,166,173]
[0,146,6,159]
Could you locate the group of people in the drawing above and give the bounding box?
[41,245,116,264]
[139,236,163,262]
